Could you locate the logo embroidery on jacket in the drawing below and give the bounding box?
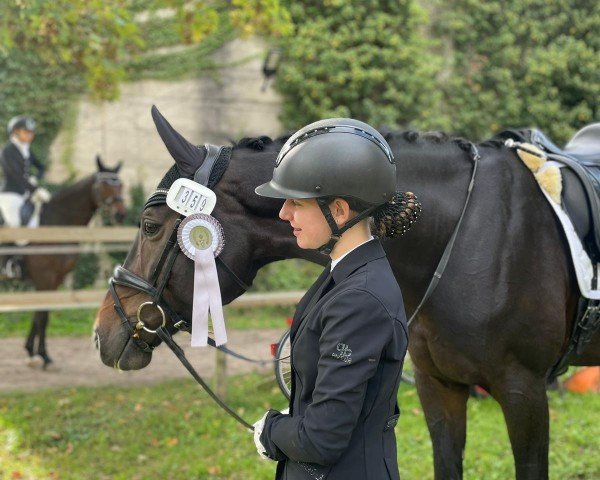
[332,343,352,364]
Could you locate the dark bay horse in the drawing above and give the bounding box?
[22,156,126,368]
[94,111,599,479]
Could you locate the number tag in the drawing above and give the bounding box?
[166,178,217,216]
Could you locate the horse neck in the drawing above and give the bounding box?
[385,136,482,307]
[41,175,98,226]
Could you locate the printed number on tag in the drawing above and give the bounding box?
[166,178,217,216]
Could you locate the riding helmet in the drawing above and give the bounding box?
[7,116,36,135]
[255,118,396,206]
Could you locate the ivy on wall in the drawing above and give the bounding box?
[276,0,599,143]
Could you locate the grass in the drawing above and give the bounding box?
[1,375,599,479]
[0,305,296,338]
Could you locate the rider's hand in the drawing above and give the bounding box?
[28,175,39,187]
[253,411,271,460]
[31,187,51,203]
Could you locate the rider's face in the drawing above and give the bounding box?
[279,198,331,250]
[13,128,35,144]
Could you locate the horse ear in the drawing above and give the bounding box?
[151,105,206,177]
[96,155,105,172]
[115,160,123,173]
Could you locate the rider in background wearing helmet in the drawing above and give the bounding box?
[0,116,50,224]
[252,118,421,480]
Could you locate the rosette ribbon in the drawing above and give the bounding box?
[177,213,227,347]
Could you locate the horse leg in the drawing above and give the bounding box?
[415,371,470,479]
[24,311,46,368]
[25,311,38,357]
[494,369,549,480]
[35,310,54,368]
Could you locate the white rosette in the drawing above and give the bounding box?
[177,213,227,347]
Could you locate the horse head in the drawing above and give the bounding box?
[94,106,325,370]
[94,155,127,224]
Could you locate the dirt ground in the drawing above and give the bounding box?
[0,329,284,393]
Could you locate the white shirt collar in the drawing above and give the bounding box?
[10,135,30,160]
[330,236,375,271]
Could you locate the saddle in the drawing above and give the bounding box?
[498,124,600,379]
[499,124,600,262]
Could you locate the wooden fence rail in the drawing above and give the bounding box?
[0,226,138,244]
[0,290,305,313]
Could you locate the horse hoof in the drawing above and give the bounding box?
[43,361,60,372]
[26,355,45,369]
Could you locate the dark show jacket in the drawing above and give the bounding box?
[0,142,45,194]
[261,239,408,480]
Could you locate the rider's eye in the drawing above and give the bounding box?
[143,220,160,236]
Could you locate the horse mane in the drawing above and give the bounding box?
[382,129,480,156]
[50,174,95,203]
[233,134,291,152]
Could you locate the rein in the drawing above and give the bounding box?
[407,141,480,327]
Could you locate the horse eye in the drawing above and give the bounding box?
[143,220,160,236]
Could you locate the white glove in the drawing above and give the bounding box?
[31,187,51,203]
[253,411,271,460]
[28,175,39,187]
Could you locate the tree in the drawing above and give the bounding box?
[433,0,599,142]
[276,0,443,131]
[0,0,291,159]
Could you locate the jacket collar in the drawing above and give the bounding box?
[330,238,385,285]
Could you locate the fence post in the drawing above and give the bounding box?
[215,348,227,399]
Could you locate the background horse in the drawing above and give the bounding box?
[22,156,126,368]
[94,110,599,480]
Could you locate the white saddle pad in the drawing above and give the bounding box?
[535,162,600,299]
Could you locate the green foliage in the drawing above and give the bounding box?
[277,0,443,130]
[0,305,294,337]
[434,0,600,142]
[0,0,292,162]
[0,50,82,165]
[0,0,142,101]
[250,259,323,292]
[72,254,100,289]
[1,377,599,479]
[277,0,599,143]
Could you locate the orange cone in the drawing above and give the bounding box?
[564,367,600,393]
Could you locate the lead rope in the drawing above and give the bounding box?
[407,142,480,327]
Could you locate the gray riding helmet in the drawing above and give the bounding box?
[255,118,396,205]
[7,116,36,135]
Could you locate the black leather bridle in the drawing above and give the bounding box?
[107,144,255,429]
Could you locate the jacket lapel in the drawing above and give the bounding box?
[290,265,331,341]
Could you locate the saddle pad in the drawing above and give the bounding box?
[534,170,600,299]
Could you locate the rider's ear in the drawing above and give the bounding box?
[331,198,350,226]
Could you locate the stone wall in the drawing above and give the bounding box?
[48,38,283,195]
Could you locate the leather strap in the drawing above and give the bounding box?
[155,326,254,430]
[407,143,480,327]
[194,144,224,185]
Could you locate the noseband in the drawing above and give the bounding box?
[92,172,124,209]
[107,144,255,429]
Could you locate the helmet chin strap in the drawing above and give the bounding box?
[316,198,377,255]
